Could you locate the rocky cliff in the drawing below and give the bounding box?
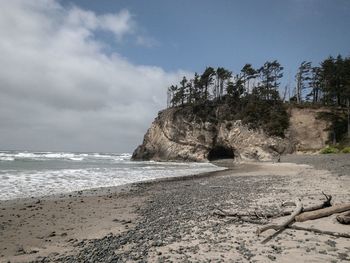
[287,107,332,152]
[133,105,329,162]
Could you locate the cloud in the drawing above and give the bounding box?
[66,7,135,41]
[0,0,188,152]
[136,35,160,48]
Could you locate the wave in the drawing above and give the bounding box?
[0,156,15,161]
[0,162,225,200]
[0,151,132,162]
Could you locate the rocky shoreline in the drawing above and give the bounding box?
[1,155,349,262]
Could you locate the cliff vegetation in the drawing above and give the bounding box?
[133,55,350,161]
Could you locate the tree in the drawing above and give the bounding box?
[192,73,202,104]
[170,85,180,106]
[186,79,194,104]
[320,56,336,105]
[200,67,215,101]
[179,76,188,106]
[241,64,257,94]
[295,61,312,103]
[216,67,232,99]
[258,60,284,100]
[309,66,322,103]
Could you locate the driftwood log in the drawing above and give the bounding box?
[213,208,291,219]
[336,211,350,225]
[295,203,350,222]
[214,193,350,243]
[256,198,302,235]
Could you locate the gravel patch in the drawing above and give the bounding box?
[281,154,350,177]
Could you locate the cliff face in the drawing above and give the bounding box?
[132,106,332,162]
[132,107,300,162]
[287,107,332,152]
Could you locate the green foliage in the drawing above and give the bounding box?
[238,90,289,137]
[295,55,350,107]
[167,61,290,137]
[320,146,339,154]
[317,110,348,143]
[341,147,350,153]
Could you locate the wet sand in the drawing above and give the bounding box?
[1,155,350,262]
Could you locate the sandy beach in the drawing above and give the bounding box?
[1,154,350,262]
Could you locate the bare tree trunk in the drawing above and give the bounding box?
[347,98,350,138]
[296,72,301,104]
[295,203,350,222]
[257,198,303,235]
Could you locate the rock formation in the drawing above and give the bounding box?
[132,106,332,162]
[133,106,296,162]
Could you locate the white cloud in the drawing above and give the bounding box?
[0,0,188,152]
[66,7,135,41]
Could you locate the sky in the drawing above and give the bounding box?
[0,0,349,153]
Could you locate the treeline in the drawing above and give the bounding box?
[294,55,350,106]
[166,55,350,140]
[167,60,284,107]
[167,61,289,137]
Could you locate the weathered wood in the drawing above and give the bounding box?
[295,203,350,222]
[213,209,290,219]
[289,225,350,238]
[336,211,350,225]
[283,192,332,213]
[303,192,332,212]
[215,193,332,221]
[257,198,303,236]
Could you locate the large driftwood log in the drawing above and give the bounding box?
[214,193,332,220]
[256,198,303,235]
[295,203,350,222]
[336,211,350,225]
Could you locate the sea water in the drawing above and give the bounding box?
[0,151,225,200]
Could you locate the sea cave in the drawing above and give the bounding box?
[207,145,235,161]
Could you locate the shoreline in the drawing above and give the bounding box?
[0,159,228,203]
[0,161,230,204]
[1,155,349,262]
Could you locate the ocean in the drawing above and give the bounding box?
[0,150,225,201]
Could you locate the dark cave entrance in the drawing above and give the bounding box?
[207,146,235,161]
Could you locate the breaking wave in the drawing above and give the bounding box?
[0,150,225,200]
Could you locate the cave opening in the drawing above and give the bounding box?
[207,146,235,161]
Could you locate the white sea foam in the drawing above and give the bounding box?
[0,156,15,161]
[0,151,225,200]
[0,151,132,162]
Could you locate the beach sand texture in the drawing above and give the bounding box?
[1,154,349,262]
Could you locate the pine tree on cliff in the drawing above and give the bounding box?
[241,64,257,94]
[216,67,232,99]
[295,61,312,103]
[258,60,283,100]
[192,73,202,104]
[320,56,337,105]
[226,74,244,100]
[200,67,215,101]
[179,76,187,106]
[186,79,194,104]
[309,66,322,103]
